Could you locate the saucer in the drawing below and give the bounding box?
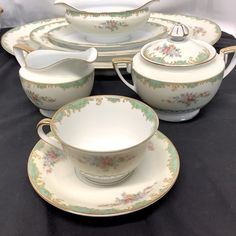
[47,22,167,51]
[27,131,180,217]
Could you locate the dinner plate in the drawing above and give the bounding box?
[28,131,180,217]
[1,13,222,69]
[47,22,167,51]
[1,18,63,54]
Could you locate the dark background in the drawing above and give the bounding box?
[0,29,236,236]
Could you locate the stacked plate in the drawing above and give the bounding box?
[1,13,221,69]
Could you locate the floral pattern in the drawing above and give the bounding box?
[21,72,93,90]
[164,91,211,107]
[99,182,158,207]
[25,90,56,106]
[53,96,157,125]
[143,44,210,66]
[78,155,135,172]
[133,70,224,91]
[96,20,128,32]
[154,43,182,58]
[42,149,64,173]
[147,141,155,151]
[190,26,207,37]
[28,131,180,216]
[66,9,147,18]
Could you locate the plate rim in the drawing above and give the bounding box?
[1,13,222,69]
[47,21,167,50]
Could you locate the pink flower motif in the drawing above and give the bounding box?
[147,141,155,151]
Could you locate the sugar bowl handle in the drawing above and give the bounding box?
[112,58,137,92]
[220,46,236,79]
[13,44,34,67]
[37,118,63,150]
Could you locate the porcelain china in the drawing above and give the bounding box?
[55,0,158,43]
[28,131,179,216]
[37,95,159,185]
[1,14,223,69]
[113,24,236,122]
[47,22,167,51]
[151,13,222,45]
[14,44,97,117]
[29,20,142,66]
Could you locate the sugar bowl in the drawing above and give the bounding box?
[113,24,236,122]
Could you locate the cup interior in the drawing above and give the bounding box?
[69,0,149,12]
[52,96,158,152]
[19,60,93,84]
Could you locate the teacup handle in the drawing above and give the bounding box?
[13,44,34,67]
[220,46,236,79]
[112,58,137,92]
[37,118,63,150]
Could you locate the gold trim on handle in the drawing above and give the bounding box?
[37,118,51,129]
[220,46,236,55]
[112,58,133,66]
[13,44,34,54]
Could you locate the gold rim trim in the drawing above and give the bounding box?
[27,131,180,217]
[112,57,133,66]
[37,118,51,129]
[50,95,159,154]
[59,0,159,14]
[220,46,236,55]
[13,43,34,53]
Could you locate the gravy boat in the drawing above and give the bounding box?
[54,0,159,43]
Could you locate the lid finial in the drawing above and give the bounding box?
[170,23,189,41]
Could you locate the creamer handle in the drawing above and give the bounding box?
[13,44,34,67]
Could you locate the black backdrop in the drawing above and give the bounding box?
[0,29,236,236]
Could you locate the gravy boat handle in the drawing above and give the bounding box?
[220,45,236,78]
[112,58,137,92]
[37,118,63,150]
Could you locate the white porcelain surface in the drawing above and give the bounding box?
[113,28,236,121]
[55,0,157,43]
[28,130,179,216]
[37,96,159,184]
[14,45,97,70]
[141,38,216,67]
[19,60,95,117]
[151,13,222,45]
[29,20,141,65]
[26,48,97,69]
[48,22,167,51]
[1,13,223,69]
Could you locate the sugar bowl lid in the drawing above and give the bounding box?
[141,23,216,67]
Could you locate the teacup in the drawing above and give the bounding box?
[37,95,159,185]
